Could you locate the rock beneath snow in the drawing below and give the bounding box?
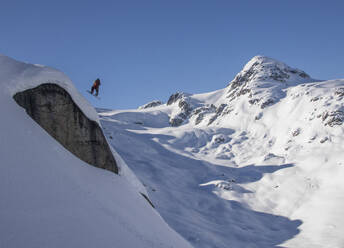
[13,83,118,174]
[322,110,344,127]
[191,104,216,125]
[260,98,275,109]
[168,92,194,126]
[320,137,329,143]
[229,56,310,89]
[167,92,186,105]
[138,100,163,109]
[225,56,314,109]
[334,88,344,97]
[170,113,188,127]
[292,128,301,137]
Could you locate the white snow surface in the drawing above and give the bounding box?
[100,56,344,248]
[0,54,99,123]
[0,55,192,248]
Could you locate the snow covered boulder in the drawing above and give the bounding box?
[13,83,118,174]
[0,54,193,248]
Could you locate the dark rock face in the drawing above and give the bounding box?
[167,92,184,105]
[138,100,163,109]
[335,88,344,97]
[322,110,344,127]
[191,104,216,125]
[170,113,188,127]
[167,92,193,127]
[13,83,118,174]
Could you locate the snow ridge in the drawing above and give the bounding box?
[0,54,99,123]
[100,55,344,248]
[0,54,192,248]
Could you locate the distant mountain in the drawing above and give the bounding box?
[100,56,344,248]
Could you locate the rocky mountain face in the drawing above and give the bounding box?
[101,56,344,248]
[224,56,312,106]
[164,56,324,127]
[13,83,118,174]
[138,100,163,110]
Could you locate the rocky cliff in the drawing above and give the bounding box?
[13,83,118,174]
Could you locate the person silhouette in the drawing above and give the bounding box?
[90,78,101,96]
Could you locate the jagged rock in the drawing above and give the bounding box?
[194,114,204,125]
[335,88,344,97]
[226,56,312,109]
[178,98,192,114]
[320,137,329,143]
[322,111,329,121]
[138,100,163,109]
[237,88,251,97]
[255,112,263,120]
[214,136,225,144]
[167,93,194,126]
[216,104,227,115]
[167,92,185,105]
[322,110,344,127]
[292,128,301,137]
[222,106,234,115]
[207,115,218,125]
[170,114,186,127]
[13,83,118,174]
[228,56,309,95]
[215,181,232,191]
[207,104,228,125]
[260,98,275,109]
[310,97,320,102]
[249,98,260,105]
[191,104,216,125]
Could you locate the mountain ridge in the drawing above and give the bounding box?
[142,55,323,127]
[100,56,344,247]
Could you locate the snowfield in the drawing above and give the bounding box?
[100,56,344,248]
[0,54,192,248]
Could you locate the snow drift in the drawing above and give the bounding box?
[0,54,192,248]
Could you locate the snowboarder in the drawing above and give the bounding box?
[90,78,101,96]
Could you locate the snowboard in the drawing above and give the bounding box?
[86,90,100,100]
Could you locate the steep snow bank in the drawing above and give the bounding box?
[0,54,99,123]
[0,55,192,248]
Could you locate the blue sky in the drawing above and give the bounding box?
[1,0,343,109]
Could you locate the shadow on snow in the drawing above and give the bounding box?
[101,119,302,248]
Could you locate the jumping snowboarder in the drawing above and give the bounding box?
[90,78,101,96]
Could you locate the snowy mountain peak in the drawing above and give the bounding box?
[223,55,317,110]
[228,55,311,91]
[138,56,319,127]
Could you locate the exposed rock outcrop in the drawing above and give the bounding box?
[138,100,163,109]
[167,92,193,126]
[167,92,185,105]
[225,56,313,109]
[13,83,118,174]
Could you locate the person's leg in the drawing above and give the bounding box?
[95,87,99,96]
[91,86,95,94]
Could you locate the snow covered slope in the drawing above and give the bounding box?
[100,56,344,248]
[0,54,192,248]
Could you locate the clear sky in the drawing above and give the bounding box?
[1,0,343,109]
